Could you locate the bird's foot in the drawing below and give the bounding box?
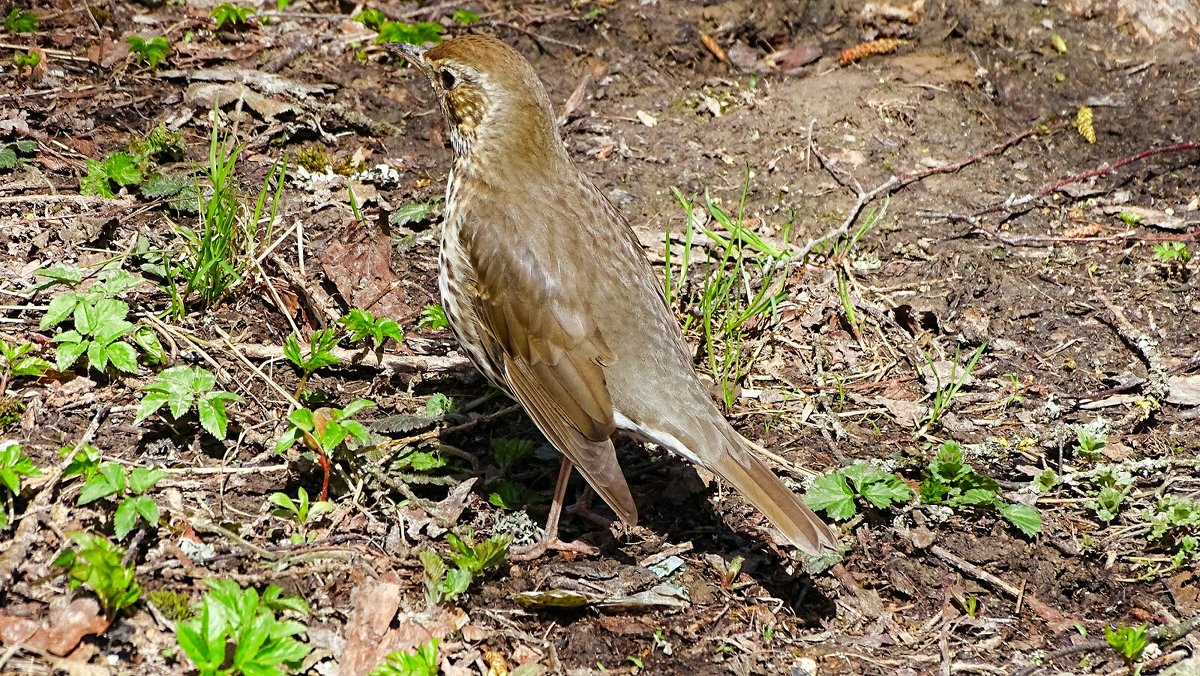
[564,490,613,529]
[510,536,599,561]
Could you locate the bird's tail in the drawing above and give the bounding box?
[705,430,840,556]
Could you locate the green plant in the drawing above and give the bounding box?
[1074,425,1108,460]
[51,298,140,374]
[275,401,372,456]
[390,199,439,227]
[420,532,510,606]
[275,401,373,499]
[374,20,443,45]
[53,532,140,615]
[11,49,39,72]
[4,8,37,32]
[127,35,170,69]
[920,342,987,431]
[424,392,455,416]
[136,366,243,439]
[0,441,40,528]
[268,487,334,544]
[352,8,387,30]
[176,579,312,676]
[172,123,285,311]
[919,441,1042,537]
[370,638,439,676]
[804,462,912,520]
[211,2,256,29]
[665,182,789,411]
[81,152,143,198]
[1104,624,1148,672]
[147,589,192,622]
[76,461,167,540]
[1152,241,1191,264]
[451,8,479,25]
[0,139,37,170]
[0,336,51,393]
[340,308,403,353]
[283,329,339,399]
[491,437,534,474]
[417,304,450,331]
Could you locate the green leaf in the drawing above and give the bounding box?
[441,567,472,600]
[128,467,167,494]
[105,341,139,373]
[803,473,856,521]
[340,399,374,419]
[79,462,126,505]
[997,501,1042,538]
[113,498,139,539]
[41,293,81,328]
[197,395,237,439]
[135,392,170,423]
[55,338,88,371]
[102,153,143,187]
[375,20,444,46]
[4,8,38,33]
[389,201,435,227]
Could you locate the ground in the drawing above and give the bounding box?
[1,0,1199,674]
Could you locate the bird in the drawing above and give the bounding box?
[391,35,840,559]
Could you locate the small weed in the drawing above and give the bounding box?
[1075,425,1108,460]
[268,487,334,545]
[1152,241,1191,263]
[423,392,455,416]
[176,579,312,676]
[0,441,40,527]
[51,298,141,374]
[417,304,450,331]
[375,20,443,46]
[146,589,192,622]
[173,123,286,311]
[275,400,373,456]
[369,638,439,676]
[136,366,243,439]
[0,336,50,393]
[73,458,167,540]
[666,179,789,411]
[53,532,141,616]
[12,49,40,73]
[391,200,440,228]
[81,152,143,198]
[804,462,912,520]
[420,532,510,606]
[352,8,387,30]
[0,139,37,170]
[127,35,170,69]
[340,308,403,354]
[491,438,535,475]
[451,8,479,25]
[919,441,1042,537]
[283,329,340,399]
[4,8,38,32]
[920,342,987,432]
[1104,624,1148,673]
[1117,211,1144,225]
[211,2,256,29]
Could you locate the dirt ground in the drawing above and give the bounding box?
[1,0,1199,674]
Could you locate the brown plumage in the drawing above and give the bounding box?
[393,35,839,557]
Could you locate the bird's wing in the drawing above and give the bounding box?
[459,214,638,525]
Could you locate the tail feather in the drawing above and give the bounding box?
[709,441,840,556]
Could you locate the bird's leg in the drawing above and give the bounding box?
[565,485,613,528]
[510,458,600,561]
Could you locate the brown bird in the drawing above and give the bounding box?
[393,35,839,558]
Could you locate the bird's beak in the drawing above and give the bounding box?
[387,42,431,74]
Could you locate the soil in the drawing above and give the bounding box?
[1,1,1199,675]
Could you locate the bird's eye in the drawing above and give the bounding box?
[440,69,456,89]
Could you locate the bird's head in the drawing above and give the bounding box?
[391,35,563,165]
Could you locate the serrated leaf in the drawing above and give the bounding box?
[803,473,857,521]
[997,501,1042,537]
[41,293,81,328]
[0,146,17,170]
[128,467,166,494]
[389,201,434,226]
[102,153,143,186]
[79,463,126,504]
[113,499,139,539]
[106,341,139,373]
[197,397,231,439]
